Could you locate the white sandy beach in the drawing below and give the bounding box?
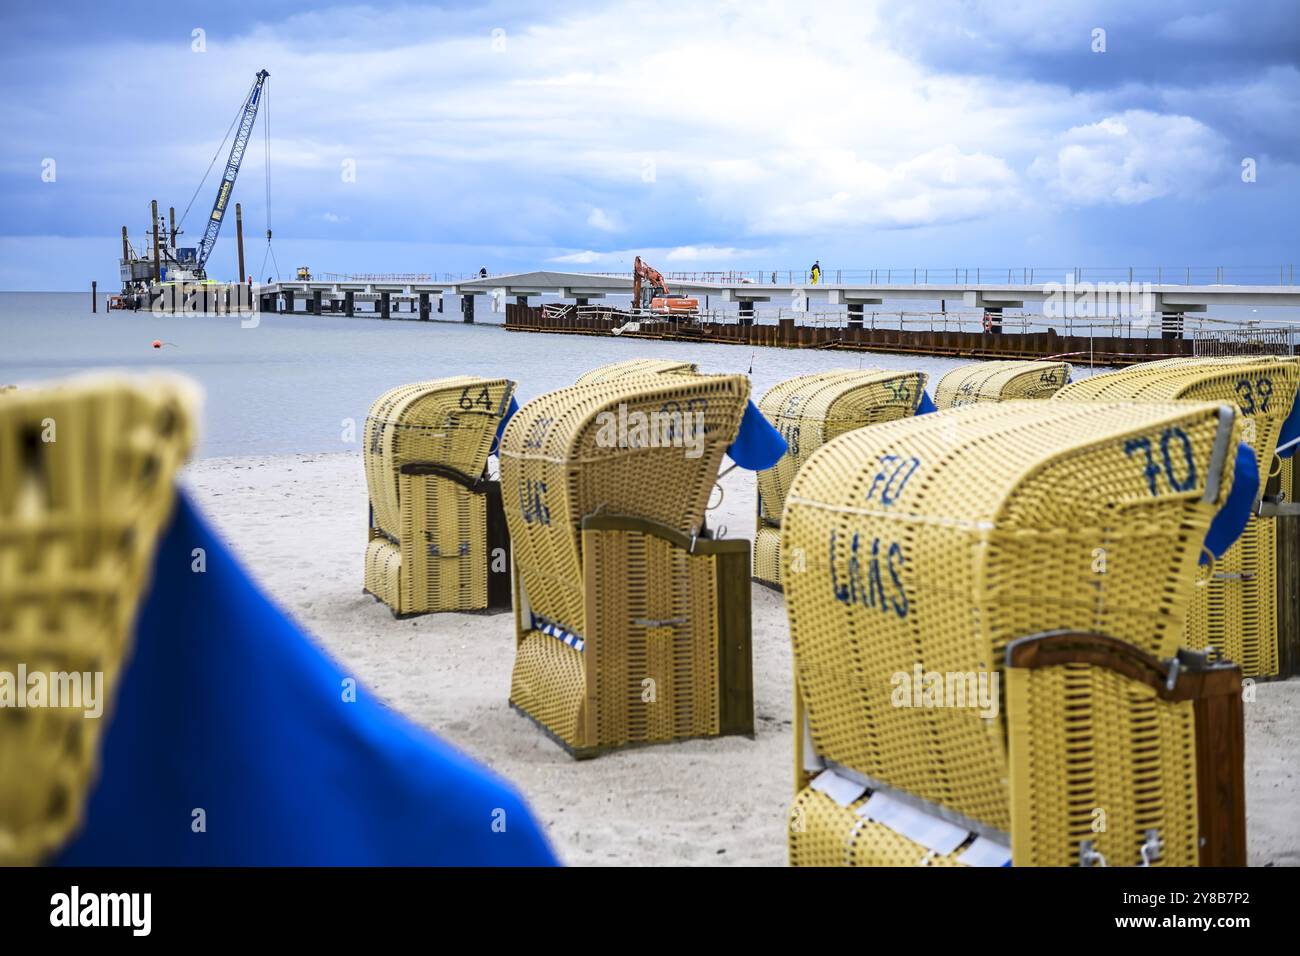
[182,451,1300,867]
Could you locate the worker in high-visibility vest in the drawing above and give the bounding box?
[810,260,821,285]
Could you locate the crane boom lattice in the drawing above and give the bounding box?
[196,69,269,272]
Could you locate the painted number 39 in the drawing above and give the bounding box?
[1124,427,1197,496]
[1234,375,1273,415]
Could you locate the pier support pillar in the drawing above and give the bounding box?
[345,291,355,317]
[310,290,322,315]
[1161,311,1185,340]
[261,293,273,314]
[738,300,755,327]
[462,294,476,324]
[575,297,589,307]
[847,302,863,330]
[283,290,294,314]
[438,295,444,314]
[380,291,391,319]
[516,295,529,308]
[983,307,1003,334]
[419,292,430,320]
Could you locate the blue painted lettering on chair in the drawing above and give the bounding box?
[521,479,551,525]
[865,454,921,507]
[1124,427,1197,496]
[829,528,909,618]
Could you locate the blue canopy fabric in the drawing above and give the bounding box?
[916,391,937,415]
[726,399,788,471]
[55,492,557,866]
[491,394,521,457]
[1200,442,1259,565]
[1276,389,1300,460]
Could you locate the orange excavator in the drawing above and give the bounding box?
[632,256,699,316]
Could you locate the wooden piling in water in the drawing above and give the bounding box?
[151,200,161,282]
[90,280,96,313]
[235,203,246,283]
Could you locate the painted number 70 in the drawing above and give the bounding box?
[1124,427,1197,496]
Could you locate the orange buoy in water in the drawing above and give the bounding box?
[152,340,162,349]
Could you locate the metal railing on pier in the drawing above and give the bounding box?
[652,265,1299,287]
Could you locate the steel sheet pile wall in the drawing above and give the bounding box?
[505,304,1198,365]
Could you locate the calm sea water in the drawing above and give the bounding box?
[2,291,1118,458]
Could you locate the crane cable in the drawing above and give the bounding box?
[257,78,280,282]
[177,76,257,231]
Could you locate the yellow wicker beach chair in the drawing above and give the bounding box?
[573,359,698,386]
[0,375,195,865]
[754,368,930,589]
[501,372,758,757]
[933,360,1072,409]
[1056,356,1300,677]
[1,376,559,866]
[783,400,1250,866]
[363,377,517,616]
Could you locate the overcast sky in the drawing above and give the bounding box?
[2,0,1297,289]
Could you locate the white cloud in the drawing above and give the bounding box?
[729,144,1020,236]
[16,0,1071,242]
[664,246,759,263]
[549,249,602,264]
[7,0,1287,284]
[1031,110,1229,204]
[586,207,619,232]
[548,245,766,267]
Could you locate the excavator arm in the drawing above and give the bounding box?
[632,255,670,309]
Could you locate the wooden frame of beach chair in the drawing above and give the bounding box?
[363,377,516,616]
[1057,356,1300,678]
[933,360,1072,409]
[0,376,196,865]
[573,359,698,386]
[781,400,1247,867]
[753,369,929,590]
[1269,458,1300,676]
[501,372,754,757]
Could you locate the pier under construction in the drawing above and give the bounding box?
[241,269,1300,366]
